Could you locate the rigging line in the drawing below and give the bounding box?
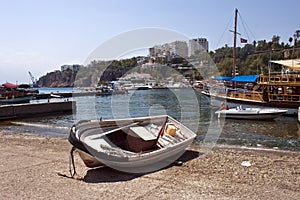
[238,12,256,42]
[237,12,251,40]
[215,15,234,49]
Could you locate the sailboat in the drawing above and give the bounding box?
[200,9,300,115]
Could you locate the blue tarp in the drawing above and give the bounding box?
[230,75,259,83]
[214,75,259,83]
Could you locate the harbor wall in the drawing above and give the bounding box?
[0,101,75,120]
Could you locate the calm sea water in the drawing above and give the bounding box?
[1,87,299,151]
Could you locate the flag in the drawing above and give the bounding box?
[240,38,248,43]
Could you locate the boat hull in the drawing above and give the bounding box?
[84,137,193,173]
[215,108,287,120]
[0,96,32,104]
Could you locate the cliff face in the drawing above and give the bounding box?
[37,66,132,87]
[99,68,129,82]
[37,69,77,87]
[36,58,138,87]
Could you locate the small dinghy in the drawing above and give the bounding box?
[68,115,197,174]
[215,106,287,120]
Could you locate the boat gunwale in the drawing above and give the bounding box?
[72,115,197,162]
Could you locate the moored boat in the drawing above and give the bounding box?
[215,106,287,120]
[95,85,113,96]
[136,85,152,90]
[0,82,38,104]
[95,84,128,96]
[200,61,300,115]
[196,8,300,115]
[68,115,197,174]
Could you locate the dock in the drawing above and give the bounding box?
[0,101,75,120]
[35,92,95,99]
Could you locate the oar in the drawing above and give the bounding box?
[88,122,140,140]
[156,119,167,142]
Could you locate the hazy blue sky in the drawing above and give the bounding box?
[1,0,299,83]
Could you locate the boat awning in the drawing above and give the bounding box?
[270,59,300,71]
[2,82,19,89]
[231,75,259,83]
[214,76,233,81]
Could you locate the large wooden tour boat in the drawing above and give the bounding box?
[198,8,300,115]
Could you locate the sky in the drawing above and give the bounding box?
[0,0,299,83]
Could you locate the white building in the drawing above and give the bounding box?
[188,38,209,57]
[149,41,188,58]
[61,64,82,72]
[149,37,209,59]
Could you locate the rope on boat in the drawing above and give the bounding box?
[69,146,77,178]
[57,147,78,179]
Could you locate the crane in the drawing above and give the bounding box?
[28,71,38,87]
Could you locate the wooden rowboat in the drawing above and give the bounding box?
[68,115,197,174]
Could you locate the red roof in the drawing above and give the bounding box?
[2,82,19,89]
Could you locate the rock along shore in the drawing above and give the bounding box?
[0,130,299,200]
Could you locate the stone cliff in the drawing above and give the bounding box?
[36,66,130,87]
[37,69,77,87]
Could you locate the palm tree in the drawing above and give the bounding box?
[295,30,300,39]
[293,30,300,58]
[289,37,293,46]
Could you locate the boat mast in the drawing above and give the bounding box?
[233,8,238,77]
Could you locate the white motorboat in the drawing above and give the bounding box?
[68,115,197,174]
[215,106,288,120]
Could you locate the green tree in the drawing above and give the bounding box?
[271,35,281,50]
[256,40,268,51]
[289,37,293,46]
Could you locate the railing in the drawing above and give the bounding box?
[220,90,264,102]
[259,74,300,84]
[268,94,300,102]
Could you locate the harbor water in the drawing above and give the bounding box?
[1,87,299,151]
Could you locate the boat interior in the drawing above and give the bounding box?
[81,117,185,154]
[105,127,159,153]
